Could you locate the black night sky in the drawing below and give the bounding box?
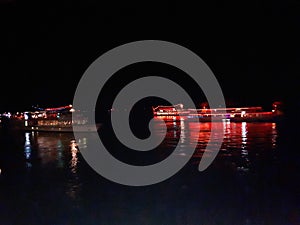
[1,0,300,115]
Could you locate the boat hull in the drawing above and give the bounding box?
[153,115,284,123]
[23,124,101,132]
[1,118,101,133]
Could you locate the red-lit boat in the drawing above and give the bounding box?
[152,102,284,122]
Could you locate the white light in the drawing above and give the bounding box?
[241,111,246,117]
[242,122,247,144]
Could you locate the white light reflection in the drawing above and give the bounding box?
[223,119,231,136]
[24,133,31,160]
[221,120,231,151]
[77,137,87,149]
[24,132,32,168]
[82,137,87,150]
[180,119,186,144]
[173,121,177,138]
[70,141,78,174]
[241,122,247,145]
[241,122,249,161]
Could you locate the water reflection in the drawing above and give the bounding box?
[18,123,279,197]
[36,133,65,167]
[20,132,89,202]
[67,139,81,200]
[24,132,31,159]
[241,121,247,144]
[24,132,32,168]
[272,122,277,149]
[180,119,186,144]
[28,132,88,171]
[20,122,278,175]
[69,141,79,174]
[236,122,249,171]
[1,121,292,225]
[154,121,278,172]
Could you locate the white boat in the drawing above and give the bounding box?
[3,104,101,133]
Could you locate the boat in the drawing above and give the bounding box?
[1,104,101,132]
[152,102,284,122]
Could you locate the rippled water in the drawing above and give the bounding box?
[0,120,299,225]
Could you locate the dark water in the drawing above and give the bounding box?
[0,120,299,225]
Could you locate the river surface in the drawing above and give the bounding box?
[0,120,299,225]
